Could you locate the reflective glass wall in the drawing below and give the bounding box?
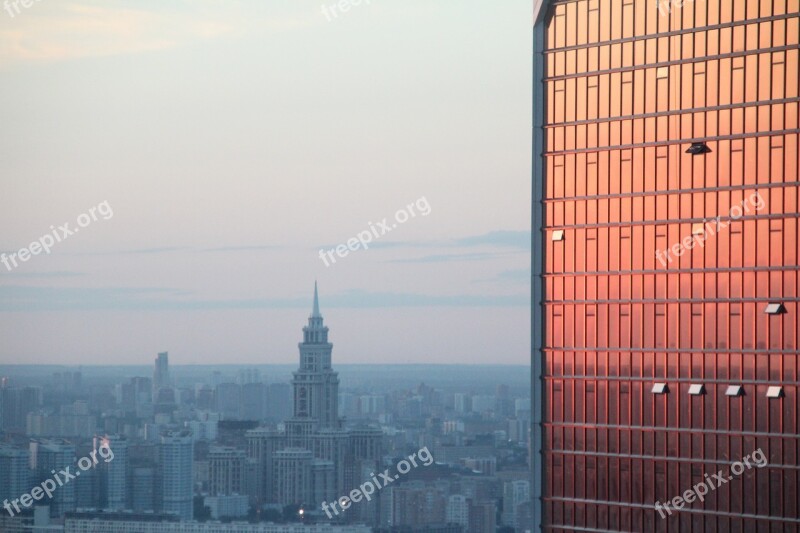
[540,0,800,530]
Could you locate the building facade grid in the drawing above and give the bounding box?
[535,0,800,531]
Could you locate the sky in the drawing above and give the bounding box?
[0,0,532,366]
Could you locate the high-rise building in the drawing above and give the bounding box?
[215,383,242,420]
[467,500,496,533]
[153,353,177,415]
[130,464,156,512]
[94,435,127,511]
[52,370,82,393]
[0,445,30,508]
[273,448,313,505]
[153,352,170,393]
[29,438,76,517]
[241,382,267,421]
[286,282,340,440]
[267,383,293,422]
[501,479,530,528]
[246,428,284,505]
[237,368,261,385]
[381,484,447,529]
[160,431,193,521]
[1,386,43,432]
[453,393,471,414]
[446,494,469,527]
[208,446,247,496]
[532,0,800,530]
[119,377,154,418]
[246,284,382,512]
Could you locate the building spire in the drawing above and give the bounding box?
[312,281,321,318]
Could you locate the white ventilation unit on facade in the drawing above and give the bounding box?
[651,383,669,394]
[766,386,784,399]
[688,384,705,395]
[765,303,787,315]
[726,385,744,397]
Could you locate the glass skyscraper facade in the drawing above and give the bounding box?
[532,0,800,530]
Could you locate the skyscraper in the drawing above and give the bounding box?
[160,431,193,521]
[0,445,30,510]
[154,351,170,393]
[94,435,127,511]
[532,1,800,530]
[286,281,341,438]
[29,439,76,517]
[247,284,382,511]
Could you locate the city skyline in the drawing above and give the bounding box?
[2,0,798,531]
[0,297,530,531]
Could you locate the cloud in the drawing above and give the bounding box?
[1,270,86,278]
[0,1,313,67]
[328,289,528,308]
[324,230,532,253]
[201,245,282,252]
[0,285,528,312]
[383,231,530,263]
[389,250,525,264]
[62,245,284,256]
[475,268,530,284]
[0,284,191,311]
[452,230,530,249]
[116,246,188,255]
[494,268,530,281]
[63,247,190,256]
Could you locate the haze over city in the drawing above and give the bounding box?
[2,1,798,532]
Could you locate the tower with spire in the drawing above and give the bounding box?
[247,283,382,518]
[290,282,340,436]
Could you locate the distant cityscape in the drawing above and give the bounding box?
[0,287,531,532]
[5,0,794,531]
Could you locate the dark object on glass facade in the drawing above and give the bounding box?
[686,142,712,155]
